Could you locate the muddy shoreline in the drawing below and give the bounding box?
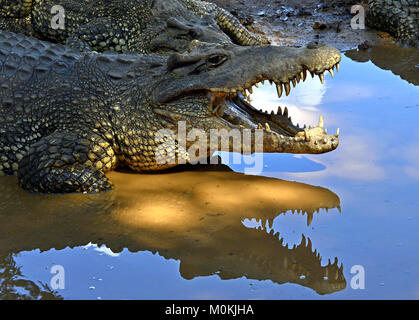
[209,0,400,51]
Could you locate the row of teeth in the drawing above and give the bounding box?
[245,227,344,278]
[253,206,341,229]
[256,115,340,142]
[240,63,340,99]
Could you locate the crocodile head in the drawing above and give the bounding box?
[147,0,233,54]
[146,0,268,54]
[147,42,341,167]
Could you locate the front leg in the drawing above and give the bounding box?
[18,132,118,193]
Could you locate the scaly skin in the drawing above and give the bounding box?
[344,0,418,43]
[0,31,341,193]
[0,0,33,18]
[365,0,418,44]
[0,0,268,54]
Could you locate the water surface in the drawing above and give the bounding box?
[0,44,418,299]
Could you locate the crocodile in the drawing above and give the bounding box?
[0,31,341,193]
[347,0,418,44]
[0,0,269,54]
[0,167,346,295]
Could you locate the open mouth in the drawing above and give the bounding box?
[210,62,340,151]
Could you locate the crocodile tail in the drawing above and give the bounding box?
[214,6,270,46]
[367,0,418,44]
[0,0,33,18]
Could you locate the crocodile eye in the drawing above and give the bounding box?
[207,54,227,67]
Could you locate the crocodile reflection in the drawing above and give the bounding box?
[0,253,63,300]
[0,164,346,295]
[345,44,419,86]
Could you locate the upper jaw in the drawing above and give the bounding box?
[156,43,341,104]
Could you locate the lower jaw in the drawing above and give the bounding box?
[214,97,339,154]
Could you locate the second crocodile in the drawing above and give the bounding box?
[0,0,269,54]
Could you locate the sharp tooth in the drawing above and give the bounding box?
[284,82,291,96]
[261,80,265,85]
[329,68,334,78]
[254,83,259,88]
[277,106,282,115]
[248,87,253,94]
[265,123,271,132]
[258,123,263,129]
[336,128,340,136]
[296,73,301,83]
[307,213,313,226]
[309,71,314,78]
[284,106,288,117]
[292,78,296,87]
[276,83,283,98]
[318,115,324,128]
[302,69,307,81]
[319,73,325,84]
[336,63,340,72]
[269,80,273,85]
